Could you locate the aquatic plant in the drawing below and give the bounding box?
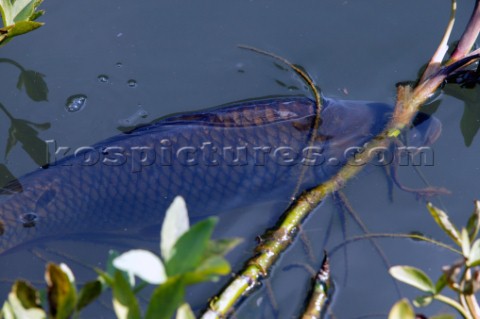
[0,197,241,319]
[202,0,480,317]
[388,201,480,319]
[1,1,480,318]
[0,0,45,46]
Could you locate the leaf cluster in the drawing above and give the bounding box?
[0,0,45,46]
[389,201,480,319]
[1,263,102,319]
[0,196,241,319]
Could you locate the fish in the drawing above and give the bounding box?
[0,96,441,254]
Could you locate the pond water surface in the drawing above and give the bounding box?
[0,1,479,318]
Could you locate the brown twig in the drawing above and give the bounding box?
[201,3,480,318]
[450,0,480,63]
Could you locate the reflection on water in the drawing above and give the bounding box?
[0,58,48,103]
[444,82,480,147]
[0,103,50,174]
[0,58,50,187]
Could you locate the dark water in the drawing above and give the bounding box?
[0,1,478,318]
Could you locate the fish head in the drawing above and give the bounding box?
[305,98,442,184]
[316,99,393,160]
[407,112,443,147]
[318,98,442,152]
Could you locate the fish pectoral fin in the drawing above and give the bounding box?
[291,117,314,132]
[290,117,330,143]
[0,178,23,195]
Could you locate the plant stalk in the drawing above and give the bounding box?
[202,4,480,318]
[301,253,331,319]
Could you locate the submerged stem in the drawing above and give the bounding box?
[237,44,323,202]
[329,233,462,257]
[301,253,332,319]
[202,3,480,318]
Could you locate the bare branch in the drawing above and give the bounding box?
[450,0,480,63]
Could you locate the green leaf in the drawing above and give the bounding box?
[98,250,133,289]
[467,200,480,242]
[183,255,231,285]
[468,239,480,267]
[0,20,43,46]
[3,292,46,319]
[1,300,13,319]
[106,250,121,277]
[388,299,415,319]
[4,20,42,36]
[435,273,448,294]
[13,0,41,22]
[12,280,41,309]
[29,8,44,22]
[75,280,102,312]
[45,263,76,319]
[111,271,141,319]
[166,217,217,277]
[204,238,243,258]
[461,228,471,257]
[113,249,167,285]
[427,203,461,246]
[96,270,114,288]
[0,0,44,46]
[1,281,45,319]
[38,290,47,313]
[389,265,436,293]
[413,294,433,307]
[161,196,190,261]
[17,69,48,101]
[176,303,195,319]
[0,0,43,25]
[59,263,75,284]
[145,277,185,319]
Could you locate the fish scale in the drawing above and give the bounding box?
[0,96,441,254]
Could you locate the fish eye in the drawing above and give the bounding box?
[19,212,38,228]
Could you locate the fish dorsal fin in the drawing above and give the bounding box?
[119,97,317,138]
[0,178,23,195]
[162,97,316,128]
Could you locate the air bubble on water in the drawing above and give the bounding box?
[236,62,245,73]
[65,94,87,112]
[119,118,132,126]
[97,74,109,83]
[127,79,137,88]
